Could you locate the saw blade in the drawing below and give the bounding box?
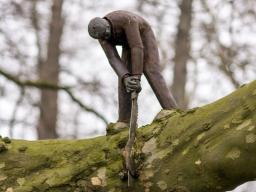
[130,92,138,140]
[127,91,138,187]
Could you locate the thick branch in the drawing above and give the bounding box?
[0,80,256,192]
[0,68,108,125]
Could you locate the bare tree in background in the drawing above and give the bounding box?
[198,0,256,90]
[36,0,64,139]
[171,0,193,109]
[0,0,108,139]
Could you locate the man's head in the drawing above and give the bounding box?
[88,17,111,40]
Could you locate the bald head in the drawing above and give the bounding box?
[88,17,111,40]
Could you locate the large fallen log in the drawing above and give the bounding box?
[0,80,256,192]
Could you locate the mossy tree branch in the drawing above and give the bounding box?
[0,80,256,192]
[0,67,108,125]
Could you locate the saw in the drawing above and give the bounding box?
[124,91,138,187]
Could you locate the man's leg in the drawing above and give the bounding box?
[118,78,131,123]
[144,69,177,109]
[118,46,132,124]
[142,29,177,109]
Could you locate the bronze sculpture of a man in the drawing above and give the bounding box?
[88,10,177,127]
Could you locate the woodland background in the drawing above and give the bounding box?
[0,0,255,191]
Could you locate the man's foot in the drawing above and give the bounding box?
[107,121,129,135]
[153,109,177,121]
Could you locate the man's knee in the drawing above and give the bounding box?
[144,68,163,81]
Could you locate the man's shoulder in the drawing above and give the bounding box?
[105,10,136,18]
[105,10,146,24]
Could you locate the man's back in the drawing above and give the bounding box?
[104,10,150,47]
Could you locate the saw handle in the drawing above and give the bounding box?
[131,91,138,99]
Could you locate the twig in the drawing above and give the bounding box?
[0,118,34,127]
[8,88,25,137]
[0,67,108,125]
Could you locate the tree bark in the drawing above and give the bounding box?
[172,0,193,109]
[0,80,256,192]
[37,0,64,139]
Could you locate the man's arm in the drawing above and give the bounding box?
[99,40,129,79]
[124,22,144,76]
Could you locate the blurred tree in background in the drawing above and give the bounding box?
[0,0,255,138]
[172,0,193,109]
[0,0,109,139]
[35,0,64,139]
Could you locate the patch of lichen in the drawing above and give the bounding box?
[130,81,255,191]
[125,81,256,191]
[144,81,256,192]
[0,136,111,191]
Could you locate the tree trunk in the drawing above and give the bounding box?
[0,80,256,192]
[172,0,193,109]
[37,0,64,139]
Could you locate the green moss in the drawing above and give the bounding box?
[2,137,11,144]
[0,142,7,153]
[0,80,256,192]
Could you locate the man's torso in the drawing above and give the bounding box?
[104,10,150,46]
